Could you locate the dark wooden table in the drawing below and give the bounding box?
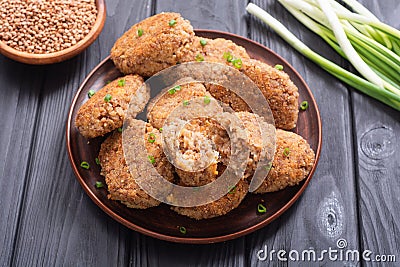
[1,0,399,266]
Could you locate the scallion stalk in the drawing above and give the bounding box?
[246,2,400,111]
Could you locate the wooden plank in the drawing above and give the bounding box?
[0,58,43,267]
[9,0,152,266]
[352,1,400,266]
[156,0,247,35]
[246,0,361,266]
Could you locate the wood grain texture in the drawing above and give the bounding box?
[0,58,43,267]
[8,0,152,266]
[353,1,400,265]
[246,0,361,266]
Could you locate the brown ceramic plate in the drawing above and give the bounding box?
[66,30,322,244]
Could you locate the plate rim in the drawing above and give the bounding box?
[66,29,322,244]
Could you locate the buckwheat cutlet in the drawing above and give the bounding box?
[75,74,146,138]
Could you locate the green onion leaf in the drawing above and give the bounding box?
[95,181,104,188]
[117,127,123,133]
[274,64,284,70]
[195,54,204,62]
[148,155,156,164]
[159,128,163,133]
[118,79,126,87]
[80,161,90,169]
[168,88,176,95]
[183,100,190,106]
[300,100,309,110]
[223,51,234,62]
[137,28,144,37]
[169,19,177,26]
[232,58,243,69]
[204,95,211,104]
[179,226,187,234]
[283,147,290,157]
[148,133,156,143]
[88,90,95,98]
[257,203,267,213]
[200,39,207,46]
[95,158,100,165]
[104,94,112,102]
[228,185,236,194]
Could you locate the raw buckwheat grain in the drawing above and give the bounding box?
[0,0,97,54]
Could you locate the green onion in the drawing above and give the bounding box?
[106,80,111,84]
[223,51,234,62]
[183,100,190,106]
[148,155,155,164]
[283,147,290,157]
[148,133,156,143]
[274,64,284,70]
[200,39,207,46]
[204,95,211,104]
[168,85,181,95]
[257,203,267,213]
[264,162,272,171]
[179,226,187,234]
[88,90,95,98]
[228,185,236,194]
[80,161,90,169]
[195,54,204,62]
[104,94,112,102]
[232,58,243,69]
[117,127,123,133]
[137,28,144,37]
[95,181,104,188]
[300,100,309,110]
[169,19,177,26]
[246,3,400,111]
[95,157,100,165]
[118,79,126,87]
[159,128,163,133]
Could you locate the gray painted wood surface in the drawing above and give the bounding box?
[0,0,398,266]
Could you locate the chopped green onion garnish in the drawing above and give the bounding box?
[137,28,144,37]
[104,94,112,102]
[195,54,204,62]
[232,58,243,69]
[264,162,272,171]
[228,185,236,194]
[148,155,156,164]
[204,95,211,104]
[148,133,156,143]
[169,19,177,26]
[200,39,207,46]
[106,80,111,84]
[168,85,181,95]
[95,158,100,165]
[159,128,163,133]
[88,90,95,98]
[274,64,284,70]
[179,226,187,234]
[183,100,190,106]
[223,51,233,62]
[118,79,126,87]
[300,100,309,110]
[283,147,290,157]
[257,203,267,213]
[80,161,90,169]
[117,127,123,133]
[95,181,104,188]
